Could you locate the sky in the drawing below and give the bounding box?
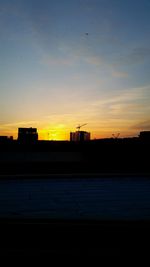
[0,0,150,140]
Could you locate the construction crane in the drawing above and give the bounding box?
[76,123,87,131]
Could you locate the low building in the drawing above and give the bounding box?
[70,131,90,142]
[139,131,150,140]
[0,136,13,143]
[18,128,38,143]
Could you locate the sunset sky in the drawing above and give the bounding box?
[0,0,150,140]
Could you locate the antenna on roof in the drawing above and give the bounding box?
[112,133,120,139]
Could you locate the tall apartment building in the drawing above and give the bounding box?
[70,131,90,142]
[18,127,38,142]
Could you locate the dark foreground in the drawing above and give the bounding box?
[0,175,150,262]
[0,138,149,175]
[0,219,150,263]
[0,139,150,261]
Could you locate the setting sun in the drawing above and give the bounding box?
[39,129,69,141]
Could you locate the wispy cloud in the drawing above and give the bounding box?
[130,47,150,63]
[41,84,150,135]
[0,120,40,129]
[57,41,150,69]
[41,45,103,67]
[112,70,129,78]
[41,56,74,66]
[131,120,150,130]
[89,85,150,124]
[115,47,150,66]
[85,56,103,66]
[91,85,150,106]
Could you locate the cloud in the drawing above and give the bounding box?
[0,120,40,129]
[131,120,150,130]
[112,70,129,78]
[91,85,150,106]
[58,43,150,73]
[108,98,149,119]
[130,47,150,63]
[89,84,150,123]
[85,56,103,66]
[51,37,105,67]
[41,56,74,66]
[115,47,150,66]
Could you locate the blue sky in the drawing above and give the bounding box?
[0,0,150,139]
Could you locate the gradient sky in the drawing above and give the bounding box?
[0,0,150,140]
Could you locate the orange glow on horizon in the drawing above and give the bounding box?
[0,125,140,141]
[38,129,70,141]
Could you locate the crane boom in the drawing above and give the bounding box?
[76,123,87,131]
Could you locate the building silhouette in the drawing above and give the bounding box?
[0,136,13,143]
[70,131,90,142]
[18,128,38,143]
[139,131,150,140]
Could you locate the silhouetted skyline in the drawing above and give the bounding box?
[0,0,150,140]
[1,125,150,142]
